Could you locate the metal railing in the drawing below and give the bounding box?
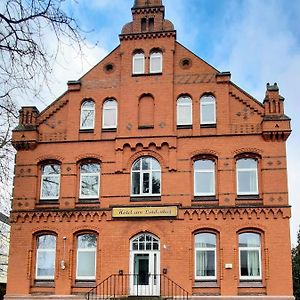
[86,274,189,300]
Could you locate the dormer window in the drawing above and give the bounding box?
[133,51,145,74]
[150,51,162,73]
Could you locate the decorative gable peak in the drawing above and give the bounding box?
[120,0,175,38]
[263,82,285,117]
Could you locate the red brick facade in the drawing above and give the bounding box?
[6,0,293,299]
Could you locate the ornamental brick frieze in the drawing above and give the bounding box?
[120,31,176,41]
[174,73,216,85]
[10,210,109,224]
[182,207,290,221]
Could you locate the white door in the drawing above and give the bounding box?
[130,233,160,296]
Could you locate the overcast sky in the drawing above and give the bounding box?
[20,0,300,244]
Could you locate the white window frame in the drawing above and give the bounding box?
[236,158,258,195]
[195,233,217,281]
[150,51,163,73]
[200,95,216,125]
[79,163,100,199]
[80,100,95,130]
[40,164,60,200]
[194,160,215,196]
[239,233,262,281]
[133,52,145,74]
[76,234,97,280]
[102,99,118,129]
[35,235,56,280]
[177,96,192,126]
[131,157,161,197]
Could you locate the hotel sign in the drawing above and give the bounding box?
[112,206,178,218]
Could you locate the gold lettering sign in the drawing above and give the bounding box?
[112,206,178,218]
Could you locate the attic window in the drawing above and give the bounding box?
[180,58,192,69]
[104,63,114,73]
[149,18,154,31]
[141,18,147,32]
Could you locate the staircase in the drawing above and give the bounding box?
[85,274,189,300]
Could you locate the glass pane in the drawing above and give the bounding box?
[81,163,99,173]
[177,104,192,125]
[38,235,56,249]
[81,175,99,197]
[142,157,151,170]
[238,170,258,194]
[132,242,138,250]
[37,250,55,278]
[151,159,160,170]
[152,171,160,194]
[133,54,144,73]
[132,160,141,171]
[239,233,260,247]
[82,100,94,108]
[196,250,215,277]
[195,172,214,195]
[132,172,140,194]
[104,100,117,108]
[194,160,214,170]
[195,233,216,248]
[77,251,96,277]
[42,176,59,198]
[78,234,96,248]
[150,55,162,73]
[81,110,94,128]
[103,108,117,128]
[153,242,159,250]
[237,159,257,169]
[240,250,260,277]
[201,103,215,124]
[43,165,60,175]
[178,97,191,105]
[143,173,150,193]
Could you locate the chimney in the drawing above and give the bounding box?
[19,106,39,127]
[263,83,285,116]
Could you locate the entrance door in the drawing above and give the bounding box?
[130,233,160,296]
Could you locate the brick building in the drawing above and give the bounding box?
[6,0,294,299]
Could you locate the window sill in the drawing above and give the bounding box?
[78,198,99,203]
[74,280,96,288]
[130,196,161,202]
[79,129,94,133]
[37,200,59,205]
[239,281,263,288]
[194,281,218,288]
[132,72,163,77]
[177,125,192,129]
[237,194,260,199]
[102,128,117,132]
[34,280,55,287]
[200,124,216,128]
[193,196,217,201]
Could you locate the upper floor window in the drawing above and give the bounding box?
[133,52,145,74]
[103,99,118,129]
[177,96,192,126]
[80,100,95,130]
[195,232,217,280]
[76,233,97,280]
[200,95,216,125]
[236,158,258,195]
[131,157,161,196]
[150,51,162,73]
[40,164,60,200]
[36,234,56,280]
[79,163,100,199]
[194,159,215,196]
[239,232,261,280]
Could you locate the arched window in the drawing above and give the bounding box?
[80,100,95,130]
[131,157,161,196]
[103,99,118,129]
[150,51,162,73]
[76,233,97,280]
[200,95,216,125]
[194,159,215,196]
[36,234,56,280]
[133,52,145,74]
[177,96,192,126]
[40,164,60,200]
[79,162,100,199]
[239,232,261,280]
[195,232,217,280]
[131,233,159,251]
[236,158,258,195]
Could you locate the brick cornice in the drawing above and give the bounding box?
[119,30,176,41]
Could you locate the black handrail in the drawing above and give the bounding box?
[86,274,189,300]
